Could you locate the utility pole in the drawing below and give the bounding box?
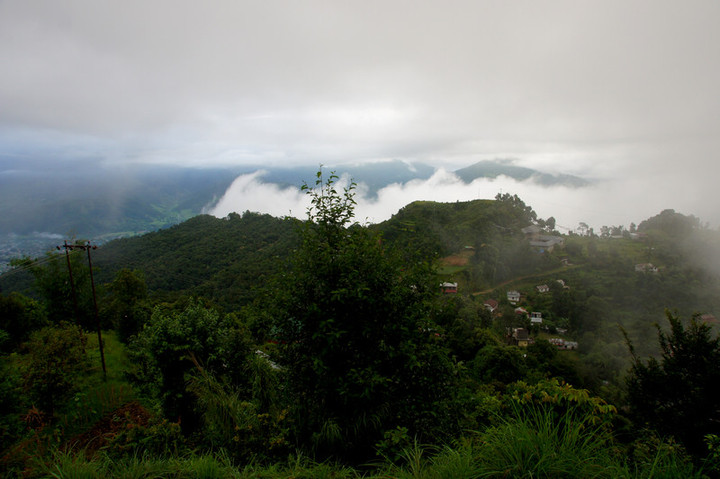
[57,241,79,322]
[59,241,107,381]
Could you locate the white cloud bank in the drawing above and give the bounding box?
[208,171,309,220]
[209,168,716,232]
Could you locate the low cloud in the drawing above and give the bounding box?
[208,168,717,233]
[208,171,309,219]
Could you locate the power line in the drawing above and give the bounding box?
[57,241,79,322]
[0,253,62,277]
[58,241,107,381]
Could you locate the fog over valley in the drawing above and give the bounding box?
[207,162,713,233]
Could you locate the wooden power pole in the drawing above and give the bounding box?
[58,241,107,380]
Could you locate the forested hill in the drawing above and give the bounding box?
[0,195,547,310]
[4,198,720,326]
[92,212,299,309]
[5,193,720,475]
[3,198,720,368]
[374,197,534,257]
[0,212,298,311]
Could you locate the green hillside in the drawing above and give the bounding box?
[3,189,720,477]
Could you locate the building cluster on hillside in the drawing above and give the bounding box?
[484,280,578,349]
[635,263,659,273]
[521,225,565,253]
[548,338,579,350]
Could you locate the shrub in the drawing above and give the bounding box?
[22,323,88,416]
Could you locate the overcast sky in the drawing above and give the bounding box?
[2,1,719,229]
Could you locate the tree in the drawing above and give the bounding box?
[21,250,95,328]
[271,170,458,461]
[494,192,537,225]
[625,311,720,455]
[22,322,88,415]
[127,300,254,434]
[104,269,150,342]
[472,344,528,385]
[0,292,47,351]
[578,222,589,236]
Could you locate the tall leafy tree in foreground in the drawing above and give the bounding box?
[104,268,150,342]
[271,171,458,461]
[625,310,720,455]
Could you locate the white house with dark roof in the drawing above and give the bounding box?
[507,290,521,303]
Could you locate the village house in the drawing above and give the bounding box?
[440,282,458,294]
[530,311,543,324]
[536,284,550,293]
[549,338,578,350]
[515,307,528,318]
[507,290,521,304]
[522,225,565,253]
[529,236,565,253]
[484,299,498,313]
[511,328,530,347]
[521,225,543,238]
[635,263,658,273]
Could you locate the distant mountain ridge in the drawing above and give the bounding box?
[453,160,588,187]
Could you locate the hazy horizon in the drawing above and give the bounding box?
[2,1,719,231]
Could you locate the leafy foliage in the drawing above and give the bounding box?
[20,250,96,328]
[187,364,289,460]
[0,292,46,352]
[626,310,720,455]
[271,171,459,461]
[126,300,253,433]
[90,212,298,311]
[22,322,89,415]
[102,269,151,342]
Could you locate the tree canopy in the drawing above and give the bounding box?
[270,171,459,461]
[626,310,720,455]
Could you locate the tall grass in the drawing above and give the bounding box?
[379,441,480,479]
[55,331,136,442]
[29,438,708,479]
[472,404,625,478]
[39,450,363,479]
[40,449,238,478]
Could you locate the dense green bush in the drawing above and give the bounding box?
[626,311,720,455]
[126,300,254,434]
[22,322,89,416]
